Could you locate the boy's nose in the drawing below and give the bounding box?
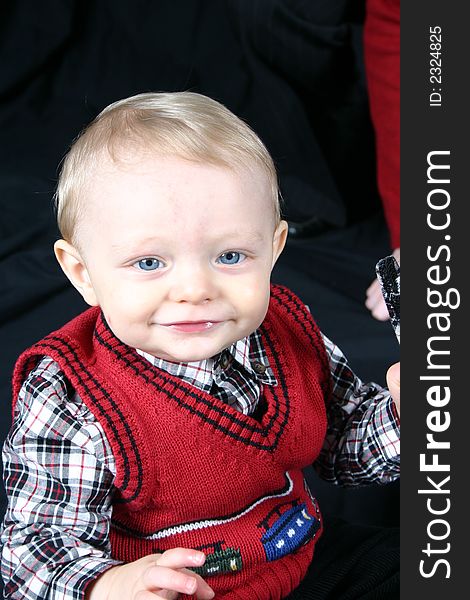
[168,265,216,304]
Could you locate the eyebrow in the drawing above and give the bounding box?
[110,231,266,252]
[210,231,267,244]
[111,239,155,250]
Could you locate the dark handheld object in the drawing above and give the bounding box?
[376,256,400,344]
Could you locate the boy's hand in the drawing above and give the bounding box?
[387,362,400,417]
[366,248,400,320]
[86,548,215,600]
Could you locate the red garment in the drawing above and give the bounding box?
[364,0,400,248]
[13,284,331,600]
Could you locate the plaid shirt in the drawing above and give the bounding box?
[135,333,277,415]
[1,331,400,600]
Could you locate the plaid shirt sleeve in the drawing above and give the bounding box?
[1,357,120,600]
[314,335,400,486]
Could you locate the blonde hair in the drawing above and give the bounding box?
[55,91,280,243]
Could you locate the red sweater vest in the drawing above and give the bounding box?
[13,284,331,599]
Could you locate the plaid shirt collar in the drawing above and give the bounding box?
[135,329,277,414]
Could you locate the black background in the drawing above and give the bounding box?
[0,1,400,596]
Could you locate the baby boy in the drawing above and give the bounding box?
[1,92,400,600]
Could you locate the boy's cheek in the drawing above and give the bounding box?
[231,277,270,307]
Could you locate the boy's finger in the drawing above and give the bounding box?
[387,362,400,388]
[365,280,390,321]
[387,362,401,414]
[153,548,206,569]
[180,568,216,599]
[135,591,178,600]
[372,301,390,321]
[366,277,381,297]
[367,293,389,320]
[145,549,215,597]
[143,565,199,595]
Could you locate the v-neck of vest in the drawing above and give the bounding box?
[93,310,291,452]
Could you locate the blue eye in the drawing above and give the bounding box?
[135,258,163,271]
[217,251,246,265]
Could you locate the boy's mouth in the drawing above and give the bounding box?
[162,321,222,333]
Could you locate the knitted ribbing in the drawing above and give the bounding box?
[13,284,331,599]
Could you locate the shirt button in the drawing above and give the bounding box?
[252,361,267,375]
[220,352,231,369]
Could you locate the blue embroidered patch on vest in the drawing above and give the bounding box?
[258,501,320,561]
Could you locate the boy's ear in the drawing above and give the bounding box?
[54,240,98,306]
[271,220,288,267]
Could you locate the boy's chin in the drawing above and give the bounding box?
[165,348,224,363]
[146,344,227,364]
